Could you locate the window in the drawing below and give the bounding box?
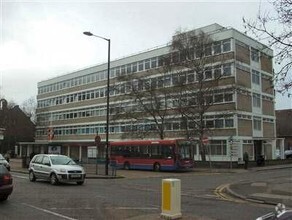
[252,70,260,85]
[209,140,227,155]
[206,120,214,128]
[110,68,115,78]
[187,71,195,83]
[214,94,224,103]
[172,74,179,85]
[121,65,126,75]
[225,119,234,127]
[205,95,213,104]
[224,93,233,102]
[253,93,261,108]
[205,67,212,79]
[126,64,132,74]
[251,48,259,62]
[214,65,221,79]
[42,156,50,165]
[164,76,171,87]
[215,119,224,128]
[132,62,137,73]
[213,42,221,54]
[116,67,120,76]
[204,44,212,56]
[223,39,231,52]
[253,118,262,130]
[151,58,157,68]
[145,59,150,70]
[223,63,232,76]
[138,61,144,71]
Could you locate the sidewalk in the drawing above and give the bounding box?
[225,164,292,207]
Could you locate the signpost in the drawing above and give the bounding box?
[202,136,212,169]
[95,133,101,175]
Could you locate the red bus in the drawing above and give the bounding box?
[109,139,196,171]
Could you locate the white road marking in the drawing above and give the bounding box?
[12,174,28,179]
[51,207,94,210]
[22,203,78,220]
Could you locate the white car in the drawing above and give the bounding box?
[284,150,292,159]
[28,154,86,185]
[0,154,10,171]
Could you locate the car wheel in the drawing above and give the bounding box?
[0,195,9,201]
[29,171,36,182]
[50,173,59,185]
[77,181,84,185]
[153,163,161,172]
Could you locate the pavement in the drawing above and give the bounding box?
[8,158,292,219]
[225,164,292,208]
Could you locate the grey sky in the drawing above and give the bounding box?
[0,0,291,109]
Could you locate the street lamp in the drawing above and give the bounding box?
[83,31,110,175]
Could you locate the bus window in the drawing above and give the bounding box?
[177,140,196,159]
[150,145,161,159]
[140,145,150,158]
[162,145,174,159]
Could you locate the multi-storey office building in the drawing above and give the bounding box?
[31,23,276,162]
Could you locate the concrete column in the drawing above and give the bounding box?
[67,145,71,157]
[79,145,82,162]
[19,145,23,157]
[41,145,45,154]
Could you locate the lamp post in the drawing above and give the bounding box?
[83,31,110,175]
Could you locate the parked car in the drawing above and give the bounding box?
[0,154,10,171]
[256,203,292,220]
[284,149,292,159]
[0,164,13,201]
[28,154,86,185]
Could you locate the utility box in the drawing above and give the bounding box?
[161,178,182,219]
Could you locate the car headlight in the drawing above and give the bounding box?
[59,168,67,173]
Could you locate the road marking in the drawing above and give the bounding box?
[22,203,77,220]
[12,174,28,179]
[111,207,159,210]
[214,184,245,203]
[51,207,95,210]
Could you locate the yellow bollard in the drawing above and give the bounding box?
[161,179,182,219]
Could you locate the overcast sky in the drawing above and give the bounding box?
[0,0,291,109]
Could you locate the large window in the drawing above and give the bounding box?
[209,140,227,155]
[223,39,231,52]
[252,93,261,108]
[253,117,262,131]
[251,48,259,62]
[252,70,260,85]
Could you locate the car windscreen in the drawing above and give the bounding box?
[0,164,8,173]
[0,154,5,160]
[177,140,196,159]
[50,156,76,165]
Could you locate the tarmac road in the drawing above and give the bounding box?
[7,158,292,219]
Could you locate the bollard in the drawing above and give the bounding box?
[161,179,182,219]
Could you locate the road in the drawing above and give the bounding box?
[0,169,290,219]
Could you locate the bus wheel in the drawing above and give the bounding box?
[124,162,130,170]
[153,163,161,172]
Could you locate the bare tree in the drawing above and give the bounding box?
[21,97,37,123]
[111,29,235,161]
[243,0,292,95]
[112,60,174,140]
[168,30,235,161]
